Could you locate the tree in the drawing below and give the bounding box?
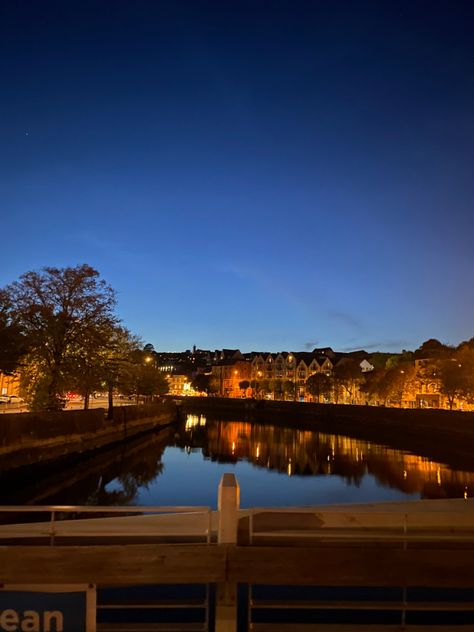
[65,323,138,411]
[306,372,333,403]
[272,379,285,400]
[250,379,260,398]
[333,359,361,404]
[459,348,474,404]
[382,362,415,407]
[281,380,295,400]
[3,264,118,411]
[114,345,169,405]
[414,339,452,359]
[192,373,211,394]
[361,362,414,407]
[67,348,107,410]
[421,350,474,410]
[135,364,169,401]
[436,359,469,410]
[239,380,250,395]
[360,368,388,405]
[259,379,270,396]
[0,289,28,374]
[209,375,221,396]
[96,326,142,417]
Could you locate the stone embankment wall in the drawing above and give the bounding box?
[175,397,474,469]
[0,401,176,471]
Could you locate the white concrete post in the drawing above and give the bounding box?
[216,473,240,632]
[218,473,240,544]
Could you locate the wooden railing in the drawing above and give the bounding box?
[246,505,474,545]
[2,476,474,631]
[0,504,213,545]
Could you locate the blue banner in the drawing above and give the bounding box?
[0,591,86,631]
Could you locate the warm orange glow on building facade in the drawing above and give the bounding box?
[211,360,251,397]
[0,372,20,398]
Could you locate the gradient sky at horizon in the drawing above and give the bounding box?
[1,1,473,353]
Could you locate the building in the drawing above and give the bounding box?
[166,374,192,396]
[0,372,20,398]
[211,359,251,398]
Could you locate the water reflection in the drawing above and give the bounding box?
[177,416,474,500]
[3,416,474,506]
[0,428,173,506]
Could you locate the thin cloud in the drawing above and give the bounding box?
[341,339,413,352]
[327,309,366,333]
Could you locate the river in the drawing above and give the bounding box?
[1,413,473,507]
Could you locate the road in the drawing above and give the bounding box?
[0,397,134,414]
[64,396,134,410]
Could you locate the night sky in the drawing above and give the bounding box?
[1,1,473,353]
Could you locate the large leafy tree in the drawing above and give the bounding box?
[333,359,361,404]
[0,289,29,374]
[67,321,125,410]
[414,339,452,359]
[306,372,333,403]
[100,327,143,417]
[382,362,415,406]
[192,373,211,394]
[3,264,119,411]
[118,348,169,404]
[421,349,474,410]
[135,364,169,401]
[436,359,469,410]
[360,368,387,405]
[361,362,415,406]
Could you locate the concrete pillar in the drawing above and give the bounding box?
[218,473,240,544]
[216,473,240,632]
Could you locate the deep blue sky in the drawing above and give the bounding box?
[1,1,473,353]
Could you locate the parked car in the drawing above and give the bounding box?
[0,395,10,404]
[8,395,24,404]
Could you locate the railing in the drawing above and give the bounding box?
[0,505,213,545]
[246,584,474,631]
[2,477,474,631]
[246,505,474,545]
[97,583,211,632]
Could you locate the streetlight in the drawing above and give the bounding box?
[288,354,296,401]
[234,370,239,397]
[255,370,262,399]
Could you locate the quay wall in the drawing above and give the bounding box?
[0,401,176,472]
[175,397,474,468]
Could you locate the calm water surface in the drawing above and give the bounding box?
[3,413,473,507]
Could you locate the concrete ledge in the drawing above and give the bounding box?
[0,402,176,471]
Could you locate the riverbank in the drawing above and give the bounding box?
[176,396,474,470]
[0,401,176,472]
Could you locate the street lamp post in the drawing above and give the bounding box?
[255,370,262,399]
[288,355,297,402]
[234,369,239,398]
